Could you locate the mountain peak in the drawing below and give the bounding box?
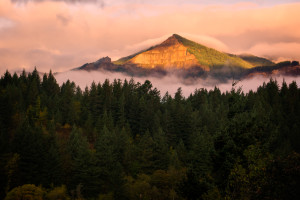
[159,34,182,47]
[172,33,182,38]
[113,34,255,70]
[76,34,281,78]
[95,56,111,64]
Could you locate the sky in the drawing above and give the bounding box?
[1,0,300,74]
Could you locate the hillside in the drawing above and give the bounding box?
[174,34,254,69]
[1,69,300,200]
[245,60,300,77]
[115,34,202,70]
[114,34,255,70]
[76,34,299,80]
[237,54,275,67]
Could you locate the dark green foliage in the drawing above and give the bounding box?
[11,120,47,186]
[291,60,299,66]
[238,54,275,67]
[1,69,300,199]
[67,126,100,198]
[95,126,124,197]
[246,60,298,76]
[260,152,300,200]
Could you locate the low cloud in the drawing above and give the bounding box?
[0,48,98,74]
[54,70,300,97]
[218,29,300,52]
[54,70,223,97]
[248,42,300,62]
[179,33,229,52]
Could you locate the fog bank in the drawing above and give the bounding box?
[54,70,300,97]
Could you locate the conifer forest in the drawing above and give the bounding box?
[0,69,299,200]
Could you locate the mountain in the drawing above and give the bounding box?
[114,34,254,70]
[237,54,275,67]
[75,34,299,80]
[78,57,114,71]
[245,60,300,78]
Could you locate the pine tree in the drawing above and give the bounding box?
[95,126,124,197]
[67,126,99,198]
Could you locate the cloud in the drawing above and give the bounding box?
[0,17,14,30]
[217,29,300,53]
[1,0,300,74]
[122,33,229,59]
[10,0,106,8]
[54,70,300,97]
[178,33,229,52]
[248,42,300,62]
[56,13,72,26]
[54,70,219,97]
[124,35,169,53]
[11,0,99,3]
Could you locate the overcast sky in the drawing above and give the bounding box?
[1,0,300,74]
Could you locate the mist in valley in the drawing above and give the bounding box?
[55,69,300,97]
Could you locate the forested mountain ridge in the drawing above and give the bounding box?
[0,69,300,200]
[114,34,254,70]
[75,34,300,81]
[237,54,275,67]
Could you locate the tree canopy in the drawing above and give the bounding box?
[0,69,299,200]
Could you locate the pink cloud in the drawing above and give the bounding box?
[0,0,300,74]
[248,42,300,62]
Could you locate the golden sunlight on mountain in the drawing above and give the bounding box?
[126,35,206,70]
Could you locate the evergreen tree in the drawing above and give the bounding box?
[67,126,99,198]
[95,126,124,198]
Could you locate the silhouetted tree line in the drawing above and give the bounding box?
[0,68,299,200]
